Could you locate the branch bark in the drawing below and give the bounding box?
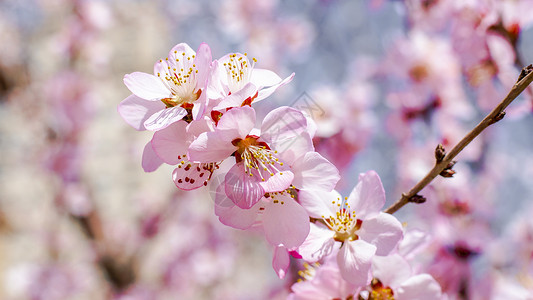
[385,65,533,214]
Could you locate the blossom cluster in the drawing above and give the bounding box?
[118,42,442,299]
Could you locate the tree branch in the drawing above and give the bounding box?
[385,64,533,214]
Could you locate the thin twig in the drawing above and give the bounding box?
[385,65,533,214]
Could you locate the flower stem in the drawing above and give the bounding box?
[385,65,533,214]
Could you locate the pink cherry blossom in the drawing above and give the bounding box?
[189,106,313,208]
[298,171,403,285]
[118,43,212,131]
[208,52,294,111]
[366,254,442,300]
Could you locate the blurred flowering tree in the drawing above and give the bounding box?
[2,0,533,300]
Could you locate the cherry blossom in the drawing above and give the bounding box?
[366,254,442,300]
[208,52,294,111]
[189,105,314,208]
[118,43,212,131]
[298,171,404,285]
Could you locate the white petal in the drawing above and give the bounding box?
[299,189,342,219]
[298,223,335,262]
[117,95,165,131]
[337,240,376,286]
[144,106,188,131]
[250,68,282,87]
[358,212,403,256]
[123,72,170,100]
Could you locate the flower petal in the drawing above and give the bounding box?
[151,121,189,165]
[144,106,188,131]
[263,194,310,248]
[193,42,212,87]
[250,68,282,87]
[261,106,309,146]
[188,131,236,163]
[372,254,412,288]
[214,182,261,229]
[172,162,214,190]
[299,189,342,219]
[256,72,295,101]
[259,169,294,193]
[396,274,442,300]
[298,223,335,262]
[358,212,403,256]
[292,152,340,191]
[118,95,166,131]
[216,106,256,139]
[123,72,170,100]
[274,131,314,166]
[141,141,163,172]
[348,170,385,220]
[272,245,290,279]
[213,82,258,111]
[225,162,265,209]
[337,240,376,286]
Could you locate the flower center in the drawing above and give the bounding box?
[223,53,256,93]
[322,197,362,242]
[231,135,284,182]
[367,279,395,300]
[157,51,201,107]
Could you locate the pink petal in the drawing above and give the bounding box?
[117,95,166,131]
[272,245,290,279]
[172,162,214,190]
[144,106,188,131]
[298,223,336,262]
[187,117,214,137]
[292,152,340,191]
[225,162,265,209]
[123,72,170,100]
[151,121,189,165]
[372,254,412,288]
[250,68,282,87]
[256,72,295,101]
[337,240,376,286]
[193,43,212,87]
[274,131,314,166]
[261,106,309,146]
[263,194,310,248]
[141,141,163,172]
[396,274,442,300]
[213,82,258,111]
[259,168,294,193]
[298,189,342,219]
[216,106,256,139]
[214,182,261,229]
[188,131,236,163]
[348,170,385,220]
[398,229,431,260]
[358,212,403,256]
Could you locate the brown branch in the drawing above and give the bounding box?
[385,64,533,214]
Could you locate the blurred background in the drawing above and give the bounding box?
[1,0,533,299]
